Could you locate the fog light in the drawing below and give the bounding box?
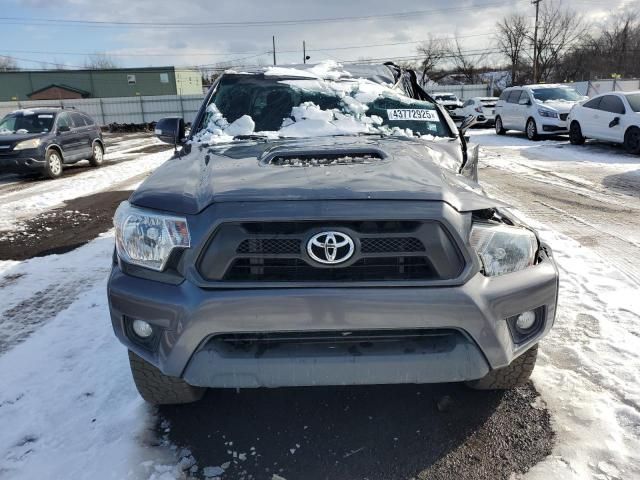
[132,319,153,338]
[515,311,536,332]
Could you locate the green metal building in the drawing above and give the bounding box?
[0,66,203,101]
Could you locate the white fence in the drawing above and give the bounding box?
[424,84,493,101]
[564,79,640,97]
[0,94,206,126]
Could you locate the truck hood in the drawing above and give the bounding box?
[130,136,506,214]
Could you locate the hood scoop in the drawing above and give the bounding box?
[262,147,388,167]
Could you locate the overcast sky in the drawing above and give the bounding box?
[2,0,637,71]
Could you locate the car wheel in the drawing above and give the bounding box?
[43,149,63,179]
[89,142,104,167]
[495,116,506,135]
[569,121,585,145]
[466,344,538,390]
[128,350,205,405]
[526,118,539,141]
[624,127,640,154]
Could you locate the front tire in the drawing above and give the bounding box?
[43,149,63,179]
[495,116,506,135]
[128,350,205,405]
[89,142,104,167]
[624,127,640,154]
[569,121,585,145]
[467,344,538,390]
[526,118,539,141]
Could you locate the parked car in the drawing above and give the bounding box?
[567,91,640,154]
[494,84,585,140]
[432,92,464,121]
[0,107,104,179]
[108,62,558,405]
[459,97,499,126]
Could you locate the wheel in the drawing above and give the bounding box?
[569,121,585,145]
[466,344,538,390]
[495,116,506,135]
[89,142,104,167]
[43,149,63,179]
[526,118,539,141]
[128,350,205,405]
[624,127,640,154]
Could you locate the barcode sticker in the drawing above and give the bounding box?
[386,109,439,121]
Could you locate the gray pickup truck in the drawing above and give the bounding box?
[107,63,558,405]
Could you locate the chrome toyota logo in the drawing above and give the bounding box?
[307,231,355,265]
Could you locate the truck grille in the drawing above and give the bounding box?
[197,220,464,284]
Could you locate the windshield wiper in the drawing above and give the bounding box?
[233,134,271,141]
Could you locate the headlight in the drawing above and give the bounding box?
[13,138,42,150]
[470,222,537,276]
[114,202,190,271]
[537,109,558,118]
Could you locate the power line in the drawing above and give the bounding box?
[0,2,518,29]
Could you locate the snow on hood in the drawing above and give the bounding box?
[535,99,578,113]
[192,64,435,145]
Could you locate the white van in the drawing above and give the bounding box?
[494,84,585,140]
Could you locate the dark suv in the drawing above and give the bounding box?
[0,107,105,179]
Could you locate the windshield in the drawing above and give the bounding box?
[480,98,498,105]
[531,87,582,102]
[194,73,448,143]
[0,112,55,135]
[625,93,640,113]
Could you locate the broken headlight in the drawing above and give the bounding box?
[114,202,190,271]
[469,222,537,276]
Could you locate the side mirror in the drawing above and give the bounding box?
[57,125,70,133]
[459,114,478,135]
[609,117,620,128]
[155,117,185,146]
[518,98,531,106]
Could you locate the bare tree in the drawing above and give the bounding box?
[0,55,18,71]
[84,53,119,69]
[528,2,586,82]
[416,36,450,84]
[495,14,530,85]
[449,37,487,83]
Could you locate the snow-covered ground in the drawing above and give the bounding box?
[0,129,639,479]
[0,150,171,232]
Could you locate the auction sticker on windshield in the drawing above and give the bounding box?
[386,109,439,121]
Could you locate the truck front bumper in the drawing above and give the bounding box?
[107,249,558,388]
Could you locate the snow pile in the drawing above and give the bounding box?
[0,233,181,479]
[0,149,171,232]
[192,67,426,145]
[262,60,352,80]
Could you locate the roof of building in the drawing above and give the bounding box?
[27,84,91,98]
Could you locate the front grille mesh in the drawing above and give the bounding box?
[361,237,424,253]
[237,238,301,254]
[224,257,433,282]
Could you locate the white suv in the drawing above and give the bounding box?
[494,84,585,140]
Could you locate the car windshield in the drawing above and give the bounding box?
[531,87,582,102]
[435,95,458,102]
[0,112,55,135]
[480,98,497,105]
[194,69,447,143]
[625,93,640,112]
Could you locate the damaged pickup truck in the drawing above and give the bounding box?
[108,61,559,405]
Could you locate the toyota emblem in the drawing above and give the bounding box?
[307,231,355,265]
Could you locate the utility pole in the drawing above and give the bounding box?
[303,40,306,64]
[532,0,542,83]
[272,36,277,66]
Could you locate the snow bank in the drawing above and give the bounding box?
[0,233,181,479]
[0,149,172,232]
